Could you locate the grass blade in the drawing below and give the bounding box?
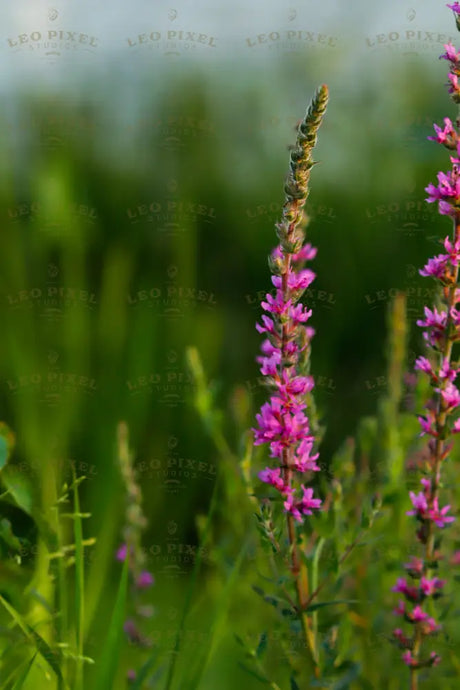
[186,539,249,689]
[94,555,129,690]
[131,649,161,690]
[162,466,223,690]
[10,653,37,690]
[27,626,64,682]
[311,537,325,660]
[306,600,360,613]
[0,593,64,682]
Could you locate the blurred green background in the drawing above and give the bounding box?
[1,5,460,687]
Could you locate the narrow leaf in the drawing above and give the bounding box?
[256,632,268,659]
[1,468,33,514]
[94,556,129,689]
[0,594,64,682]
[131,649,160,690]
[0,518,23,551]
[11,653,37,690]
[290,676,301,690]
[238,662,271,684]
[306,600,360,613]
[186,540,249,688]
[27,626,64,682]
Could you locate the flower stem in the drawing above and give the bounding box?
[285,503,319,673]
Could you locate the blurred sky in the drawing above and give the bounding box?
[0,0,456,93]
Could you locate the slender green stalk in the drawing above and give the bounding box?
[72,469,85,690]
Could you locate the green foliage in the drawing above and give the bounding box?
[0,594,64,685]
[93,557,129,690]
[10,653,38,690]
[2,62,460,689]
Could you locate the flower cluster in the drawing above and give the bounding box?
[253,85,328,523]
[392,8,460,674]
[448,2,460,31]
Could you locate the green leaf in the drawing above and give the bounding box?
[1,467,33,514]
[238,662,271,684]
[131,649,160,690]
[332,661,361,689]
[251,585,295,617]
[0,466,58,552]
[186,540,249,689]
[11,653,37,690]
[0,594,63,682]
[281,607,298,620]
[256,632,268,658]
[290,675,301,690]
[27,626,64,682]
[438,601,453,622]
[163,463,225,690]
[306,600,360,613]
[314,505,335,538]
[234,633,248,649]
[94,556,129,690]
[0,518,22,551]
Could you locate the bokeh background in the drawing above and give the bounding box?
[1,1,459,687]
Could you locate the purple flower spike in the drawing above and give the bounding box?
[391,9,460,677]
[253,89,330,525]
